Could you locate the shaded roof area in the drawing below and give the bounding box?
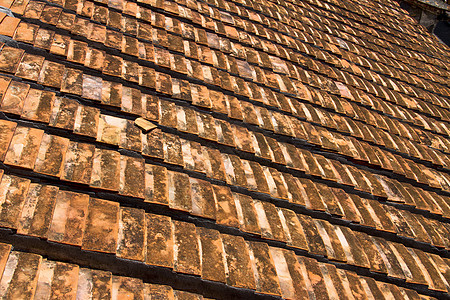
[0,0,448,298]
[411,0,450,11]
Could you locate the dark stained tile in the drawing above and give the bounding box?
[17,183,58,238]
[50,34,70,56]
[47,190,89,246]
[249,241,282,296]
[0,251,41,299]
[174,290,202,300]
[61,68,83,95]
[0,81,29,115]
[168,171,191,212]
[61,142,94,184]
[0,46,24,73]
[353,231,388,274]
[190,178,216,220]
[234,193,261,235]
[111,276,144,300]
[0,174,30,229]
[49,97,78,131]
[117,207,146,261]
[35,260,79,300]
[221,233,256,290]
[205,148,227,182]
[173,220,201,275]
[34,134,70,177]
[34,28,54,50]
[89,148,120,191]
[197,227,226,283]
[296,214,327,257]
[163,133,184,166]
[15,53,44,81]
[121,119,142,152]
[82,198,119,254]
[197,112,217,142]
[298,256,330,300]
[318,263,350,299]
[119,155,145,199]
[74,106,100,138]
[145,283,174,299]
[212,185,239,228]
[146,213,173,268]
[37,60,65,88]
[144,164,169,205]
[0,119,16,161]
[409,249,448,292]
[281,249,310,299]
[21,89,55,123]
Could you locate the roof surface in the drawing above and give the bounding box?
[0,0,448,298]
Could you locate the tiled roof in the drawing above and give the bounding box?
[0,0,448,298]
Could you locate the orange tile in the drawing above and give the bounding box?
[0,81,30,115]
[4,126,44,169]
[82,198,119,253]
[0,119,16,161]
[47,190,89,246]
[145,213,173,268]
[117,207,145,261]
[0,16,20,37]
[0,174,31,229]
[17,183,58,238]
[0,46,24,73]
[15,53,45,81]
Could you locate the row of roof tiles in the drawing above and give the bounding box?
[1,142,450,254]
[0,244,440,300]
[3,43,450,194]
[0,245,209,299]
[4,13,450,147]
[2,8,450,154]
[3,106,450,214]
[0,178,448,296]
[4,0,450,121]
[279,0,448,71]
